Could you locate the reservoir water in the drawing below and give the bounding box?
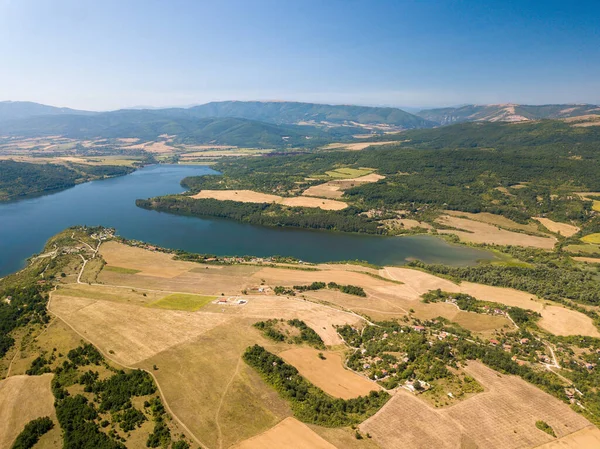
[0,165,495,277]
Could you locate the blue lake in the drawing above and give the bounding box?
[0,164,495,277]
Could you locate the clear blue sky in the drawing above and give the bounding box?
[1,0,598,110]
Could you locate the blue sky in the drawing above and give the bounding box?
[0,0,598,110]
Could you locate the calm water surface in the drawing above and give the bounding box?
[0,165,495,277]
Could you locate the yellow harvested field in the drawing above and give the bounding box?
[191,189,348,210]
[459,283,600,338]
[233,417,337,449]
[100,241,194,278]
[191,189,281,203]
[443,210,541,233]
[302,173,385,199]
[279,348,379,399]
[279,196,347,210]
[138,318,292,449]
[343,173,385,183]
[301,183,344,199]
[0,374,56,449]
[534,217,580,237]
[116,137,140,143]
[536,426,600,448]
[361,362,591,449]
[322,141,398,151]
[538,305,600,338]
[436,215,556,249]
[211,295,361,346]
[381,267,460,295]
[573,256,600,264]
[381,269,600,338]
[49,293,232,365]
[98,266,261,297]
[124,140,177,153]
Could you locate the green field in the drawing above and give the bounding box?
[324,167,373,179]
[593,200,600,212]
[103,265,141,274]
[147,293,217,311]
[564,244,600,255]
[582,233,600,244]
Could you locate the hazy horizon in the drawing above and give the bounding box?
[1,0,599,110]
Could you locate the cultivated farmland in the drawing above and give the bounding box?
[361,362,592,449]
[190,189,348,210]
[279,348,379,399]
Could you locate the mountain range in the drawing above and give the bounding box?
[1,101,599,148]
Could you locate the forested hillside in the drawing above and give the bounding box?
[162,119,600,226]
[0,160,134,201]
[0,111,357,148]
[180,101,434,128]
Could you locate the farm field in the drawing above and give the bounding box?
[436,215,556,249]
[533,217,580,237]
[9,237,599,449]
[535,426,600,448]
[190,189,348,210]
[564,243,600,254]
[147,293,217,311]
[100,240,196,277]
[582,233,600,244]
[48,292,233,365]
[0,374,56,449]
[444,210,542,233]
[137,318,293,449]
[278,348,379,399]
[323,167,374,179]
[302,173,385,199]
[322,141,398,151]
[383,268,600,338]
[573,256,600,264]
[360,362,591,449]
[233,417,337,449]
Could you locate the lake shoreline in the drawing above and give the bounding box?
[0,165,496,277]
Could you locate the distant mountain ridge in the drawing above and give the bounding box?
[0,110,361,148]
[417,103,600,125]
[0,101,95,122]
[0,100,433,130]
[178,101,434,129]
